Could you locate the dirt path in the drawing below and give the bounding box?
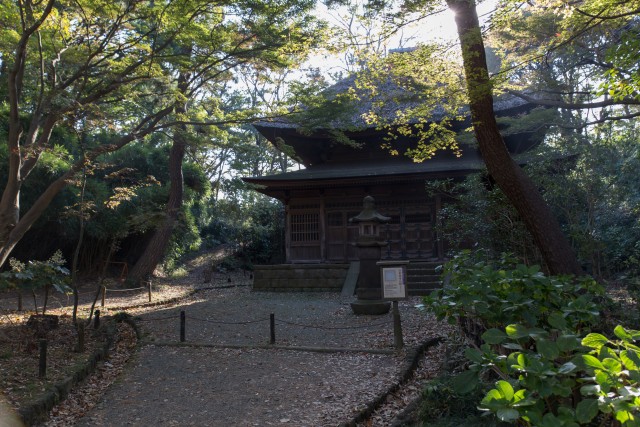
[74,285,448,427]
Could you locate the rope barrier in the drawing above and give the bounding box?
[188,315,268,326]
[186,315,392,330]
[275,318,393,330]
[104,287,146,292]
[136,315,181,322]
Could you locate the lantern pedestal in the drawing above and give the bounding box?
[350,239,391,314]
[348,196,392,315]
[350,299,391,315]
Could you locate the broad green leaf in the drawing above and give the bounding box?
[616,410,632,424]
[464,347,484,364]
[582,333,609,349]
[595,371,617,392]
[512,389,526,402]
[557,335,579,352]
[583,354,604,370]
[602,358,622,374]
[580,384,601,396]
[548,312,567,330]
[600,346,617,360]
[622,350,640,371]
[482,328,507,344]
[506,324,529,339]
[480,389,506,411]
[558,361,577,374]
[537,338,560,360]
[576,398,599,423]
[528,328,549,339]
[629,329,640,341]
[618,386,640,397]
[497,408,520,422]
[502,342,523,350]
[495,380,514,401]
[541,413,560,427]
[451,369,479,395]
[615,325,633,341]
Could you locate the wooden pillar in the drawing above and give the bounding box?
[435,194,444,260]
[319,193,326,262]
[400,205,406,259]
[284,197,291,263]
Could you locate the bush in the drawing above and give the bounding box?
[423,250,640,426]
[0,251,71,314]
[419,375,497,427]
[425,250,605,344]
[470,325,640,426]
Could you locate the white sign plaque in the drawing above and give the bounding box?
[382,266,407,299]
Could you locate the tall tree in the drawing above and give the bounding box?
[445,0,583,275]
[324,0,640,274]
[128,0,322,281]
[322,0,587,274]
[0,0,320,269]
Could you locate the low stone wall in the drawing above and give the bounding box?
[253,264,350,292]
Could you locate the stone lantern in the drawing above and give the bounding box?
[349,196,392,315]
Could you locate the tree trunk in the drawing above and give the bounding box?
[446,0,583,276]
[71,166,88,323]
[128,137,186,283]
[128,56,192,284]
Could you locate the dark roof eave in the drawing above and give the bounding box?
[242,168,479,191]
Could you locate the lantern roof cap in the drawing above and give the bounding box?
[349,196,391,223]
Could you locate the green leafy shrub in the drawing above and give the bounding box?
[425,250,605,345]
[0,251,71,313]
[469,325,640,426]
[419,375,497,426]
[423,250,640,426]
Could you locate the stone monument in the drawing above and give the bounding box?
[349,196,392,315]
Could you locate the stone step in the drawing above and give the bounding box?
[408,288,440,296]
[408,274,440,280]
[406,261,442,296]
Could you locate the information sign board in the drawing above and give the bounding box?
[381,266,407,300]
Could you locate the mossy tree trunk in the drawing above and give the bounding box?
[446,0,583,275]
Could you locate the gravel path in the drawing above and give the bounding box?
[74,285,448,427]
[0,248,450,426]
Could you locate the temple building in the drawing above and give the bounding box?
[243,70,543,294]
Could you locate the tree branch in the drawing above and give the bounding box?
[507,89,640,109]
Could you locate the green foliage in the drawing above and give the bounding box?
[467,325,640,426]
[435,118,640,282]
[425,250,640,426]
[0,251,70,295]
[419,375,497,427]
[430,175,543,266]
[0,0,325,271]
[201,195,284,266]
[0,251,71,313]
[491,0,640,106]
[425,250,605,339]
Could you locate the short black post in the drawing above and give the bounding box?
[270,313,275,345]
[392,301,404,350]
[76,321,85,352]
[94,309,101,329]
[101,286,106,307]
[180,310,186,342]
[17,292,22,311]
[38,339,47,378]
[147,281,152,302]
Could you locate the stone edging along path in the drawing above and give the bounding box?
[17,314,141,426]
[338,337,443,427]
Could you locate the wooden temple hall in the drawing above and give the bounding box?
[243,82,541,295]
